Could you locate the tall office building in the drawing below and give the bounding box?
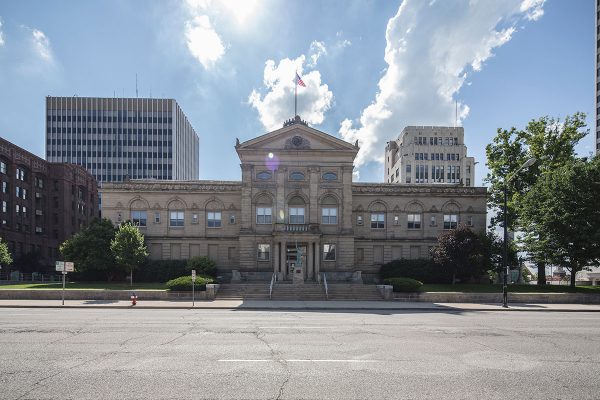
[596,0,600,153]
[384,126,476,186]
[45,97,199,183]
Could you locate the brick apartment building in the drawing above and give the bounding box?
[0,137,99,271]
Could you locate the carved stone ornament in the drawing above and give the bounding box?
[284,135,311,150]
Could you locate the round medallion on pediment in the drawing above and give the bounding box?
[291,135,303,147]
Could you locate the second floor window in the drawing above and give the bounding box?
[289,207,305,224]
[207,211,222,228]
[169,211,184,227]
[131,211,147,227]
[256,207,272,224]
[0,161,6,174]
[371,213,385,229]
[444,214,458,229]
[407,214,421,229]
[322,207,337,224]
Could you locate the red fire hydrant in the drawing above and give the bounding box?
[130,292,137,306]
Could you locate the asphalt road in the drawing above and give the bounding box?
[1,308,599,399]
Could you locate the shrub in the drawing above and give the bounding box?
[166,275,214,291]
[383,277,423,292]
[137,260,188,283]
[186,256,217,277]
[380,258,452,284]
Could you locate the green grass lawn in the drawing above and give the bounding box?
[421,283,600,294]
[0,282,167,290]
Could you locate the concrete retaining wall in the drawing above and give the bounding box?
[394,292,600,304]
[0,289,208,301]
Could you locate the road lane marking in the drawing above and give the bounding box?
[218,359,377,363]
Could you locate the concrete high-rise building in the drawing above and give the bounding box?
[45,97,199,183]
[384,126,476,186]
[596,0,600,153]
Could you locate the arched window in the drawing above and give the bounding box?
[206,200,222,228]
[289,171,305,181]
[130,199,147,227]
[406,202,423,230]
[321,196,338,225]
[288,196,306,224]
[255,194,273,225]
[322,172,337,181]
[256,171,272,180]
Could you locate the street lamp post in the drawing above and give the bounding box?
[502,157,536,308]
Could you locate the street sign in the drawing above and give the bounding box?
[64,262,75,272]
[55,261,65,272]
[191,269,196,282]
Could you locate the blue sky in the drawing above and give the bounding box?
[0,0,595,183]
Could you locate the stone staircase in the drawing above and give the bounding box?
[215,282,384,301]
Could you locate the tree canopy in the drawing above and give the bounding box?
[60,218,117,281]
[521,156,600,287]
[0,238,12,268]
[110,222,148,285]
[431,225,486,284]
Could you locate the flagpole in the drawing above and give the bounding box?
[294,76,297,117]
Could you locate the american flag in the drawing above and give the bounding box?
[295,72,306,87]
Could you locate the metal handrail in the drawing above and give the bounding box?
[323,273,328,300]
[269,273,276,300]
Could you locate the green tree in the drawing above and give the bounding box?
[0,238,13,274]
[431,225,486,284]
[110,222,148,286]
[479,231,518,281]
[60,218,117,281]
[521,157,600,287]
[485,113,588,284]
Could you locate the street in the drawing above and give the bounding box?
[1,308,599,399]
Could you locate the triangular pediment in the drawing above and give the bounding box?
[237,121,359,153]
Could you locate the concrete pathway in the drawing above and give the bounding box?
[0,299,599,311]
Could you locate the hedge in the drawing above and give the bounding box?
[186,256,217,277]
[380,258,452,284]
[136,260,188,283]
[383,277,423,292]
[165,275,214,291]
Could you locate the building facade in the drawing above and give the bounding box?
[101,117,486,282]
[384,126,476,186]
[45,96,200,183]
[0,137,99,269]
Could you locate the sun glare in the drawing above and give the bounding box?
[218,0,259,25]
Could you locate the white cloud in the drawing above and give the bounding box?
[308,40,327,67]
[339,0,545,172]
[248,55,333,131]
[0,18,4,47]
[184,0,225,69]
[31,28,52,62]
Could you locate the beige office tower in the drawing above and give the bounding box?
[384,126,476,186]
[45,97,199,183]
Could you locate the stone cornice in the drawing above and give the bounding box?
[352,183,487,195]
[102,180,242,192]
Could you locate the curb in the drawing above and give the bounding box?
[1,304,599,312]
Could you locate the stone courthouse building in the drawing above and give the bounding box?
[101,116,487,282]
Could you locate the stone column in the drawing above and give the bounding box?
[280,241,287,280]
[309,167,319,224]
[307,241,314,281]
[314,240,320,278]
[240,164,253,230]
[273,241,279,276]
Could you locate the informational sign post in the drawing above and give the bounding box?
[191,269,196,307]
[56,261,74,306]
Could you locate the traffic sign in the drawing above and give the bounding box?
[64,262,75,272]
[55,261,65,272]
[191,269,196,282]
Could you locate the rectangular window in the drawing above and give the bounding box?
[1,181,6,193]
[322,207,337,224]
[407,214,421,229]
[154,212,161,223]
[467,216,473,227]
[370,213,385,229]
[131,211,147,227]
[444,214,458,229]
[169,211,184,227]
[0,161,6,174]
[207,211,222,228]
[357,215,363,225]
[256,207,272,224]
[192,213,199,224]
[289,207,305,224]
[323,244,336,261]
[257,244,270,261]
[2,201,6,213]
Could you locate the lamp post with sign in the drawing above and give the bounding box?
[191,269,196,307]
[56,261,75,306]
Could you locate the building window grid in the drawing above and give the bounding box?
[370,213,385,229]
[321,207,337,224]
[289,207,305,224]
[444,214,458,229]
[256,207,272,224]
[407,214,421,229]
[207,211,222,228]
[169,211,184,227]
[131,211,147,227]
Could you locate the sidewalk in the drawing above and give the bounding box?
[1,299,599,312]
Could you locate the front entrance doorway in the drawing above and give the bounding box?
[286,244,306,282]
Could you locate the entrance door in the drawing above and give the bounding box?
[286,244,307,281]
